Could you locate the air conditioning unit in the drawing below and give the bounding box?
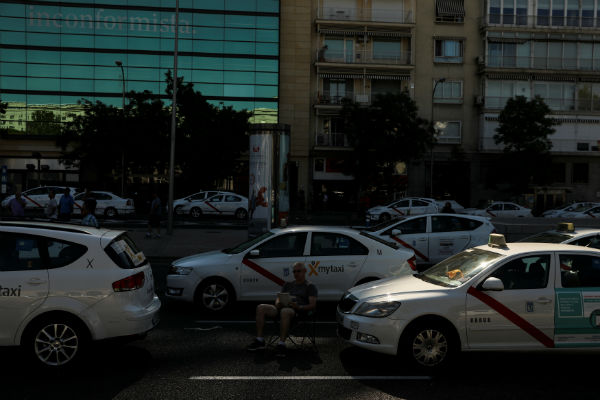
[475,95,484,106]
[476,55,485,65]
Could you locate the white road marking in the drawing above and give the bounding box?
[189,376,431,381]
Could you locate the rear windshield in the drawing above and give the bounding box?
[518,232,572,244]
[105,233,147,269]
[359,231,399,249]
[417,248,502,287]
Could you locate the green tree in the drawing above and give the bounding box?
[493,95,559,192]
[27,109,62,135]
[339,91,433,196]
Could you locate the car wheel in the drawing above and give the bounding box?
[24,315,87,368]
[104,207,118,218]
[235,208,248,220]
[190,207,202,219]
[380,213,391,222]
[400,322,456,370]
[196,279,235,312]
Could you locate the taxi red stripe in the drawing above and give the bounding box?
[486,210,496,217]
[23,195,43,208]
[391,207,404,216]
[204,201,222,213]
[467,286,554,348]
[242,259,285,286]
[391,236,429,262]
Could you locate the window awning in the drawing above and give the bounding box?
[318,73,410,81]
[366,74,410,81]
[436,0,465,17]
[319,73,364,79]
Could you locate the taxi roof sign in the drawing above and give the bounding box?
[488,233,507,248]
[557,222,575,233]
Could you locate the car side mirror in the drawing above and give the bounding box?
[482,277,504,291]
[246,249,260,259]
[391,229,402,236]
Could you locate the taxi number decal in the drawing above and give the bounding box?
[242,259,285,286]
[467,286,554,348]
[391,236,429,262]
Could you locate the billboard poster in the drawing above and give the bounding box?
[248,133,273,237]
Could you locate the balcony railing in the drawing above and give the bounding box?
[317,49,412,65]
[486,56,600,71]
[483,96,600,112]
[482,13,600,29]
[315,133,350,148]
[317,7,415,24]
[317,91,371,105]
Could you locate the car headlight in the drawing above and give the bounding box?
[169,265,194,275]
[354,301,401,318]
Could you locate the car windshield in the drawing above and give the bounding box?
[363,218,407,232]
[518,232,573,243]
[223,231,274,254]
[416,248,502,287]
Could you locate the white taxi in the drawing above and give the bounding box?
[542,202,600,218]
[166,226,416,312]
[464,201,533,218]
[338,234,600,369]
[1,186,78,211]
[367,197,439,222]
[561,205,600,219]
[519,222,600,249]
[73,191,135,217]
[180,193,248,220]
[0,221,160,368]
[364,213,495,266]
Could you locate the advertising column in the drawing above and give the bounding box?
[248,131,273,238]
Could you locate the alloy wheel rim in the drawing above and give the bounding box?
[34,323,79,366]
[202,284,229,310]
[412,329,448,367]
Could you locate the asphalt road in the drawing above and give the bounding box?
[2,258,600,400]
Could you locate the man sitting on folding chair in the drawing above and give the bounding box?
[247,262,317,356]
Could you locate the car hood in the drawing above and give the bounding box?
[172,250,232,267]
[348,274,447,301]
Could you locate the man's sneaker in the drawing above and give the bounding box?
[275,343,287,357]
[247,339,266,351]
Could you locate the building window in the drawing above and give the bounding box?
[323,38,354,63]
[322,79,353,104]
[489,0,528,25]
[573,163,589,183]
[433,80,463,103]
[533,82,576,111]
[314,159,325,172]
[551,163,566,183]
[577,142,590,151]
[435,0,465,23]
[437,121,461,144]
[536,0,600,27]
[372,40,404,63]
[434,39,464,63]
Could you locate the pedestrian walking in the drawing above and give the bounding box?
[58,187,74,221]
[45,190,58,220]
[146,192,162,238]
[83,189,97,216]
[8,190,26,218]
[81,200,99,228]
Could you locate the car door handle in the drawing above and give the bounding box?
[27,278,47,285]
[348,262,357,268]
[417,238,427,242]
[535,297,552,304]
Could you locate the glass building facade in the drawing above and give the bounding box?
[0,0,279,135]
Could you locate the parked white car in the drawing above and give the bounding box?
[561,205,600,219]
[2,186,78,211]
[365,213,496,266]
[166,226,416,312]
[464,202,533,218]
[180,193,248,220]
[519,223,600,249]
[73,191,135,218]
[172,190,225,214]
[366,197,439,222]
[542,202,600,218]
[338,234,600,369]
[0,221,160,367]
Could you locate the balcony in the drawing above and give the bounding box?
[315,133,350,148]
[483,96,599,112]
[481,13,600,29]
[316,91,371,106]
[485,56,600,72]
[317,7,414,24]
[317,49,412,66]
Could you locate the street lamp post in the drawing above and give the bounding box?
[115,60,126,197]
[430,78,446,198]
[167,0,180,235]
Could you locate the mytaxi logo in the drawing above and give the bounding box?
[308,261,320,276]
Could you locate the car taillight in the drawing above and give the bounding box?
[407,256,417,271]
[112,271,145,292]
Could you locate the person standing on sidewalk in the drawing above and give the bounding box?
[8,190,26,218]
[58,187,74,221]
[81,200,99,228]
[146,192,162,238]
[45,190,58,220]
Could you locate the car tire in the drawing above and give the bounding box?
[235,208,248,220]
[24,315,88,368]
[195,279,235,313]
[399,321,457,370]
[190,207,202,219]
[380,213,391,222]
[104,207,118,218]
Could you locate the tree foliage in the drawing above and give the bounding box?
[493,95,559,192]
[339,91,433,191]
